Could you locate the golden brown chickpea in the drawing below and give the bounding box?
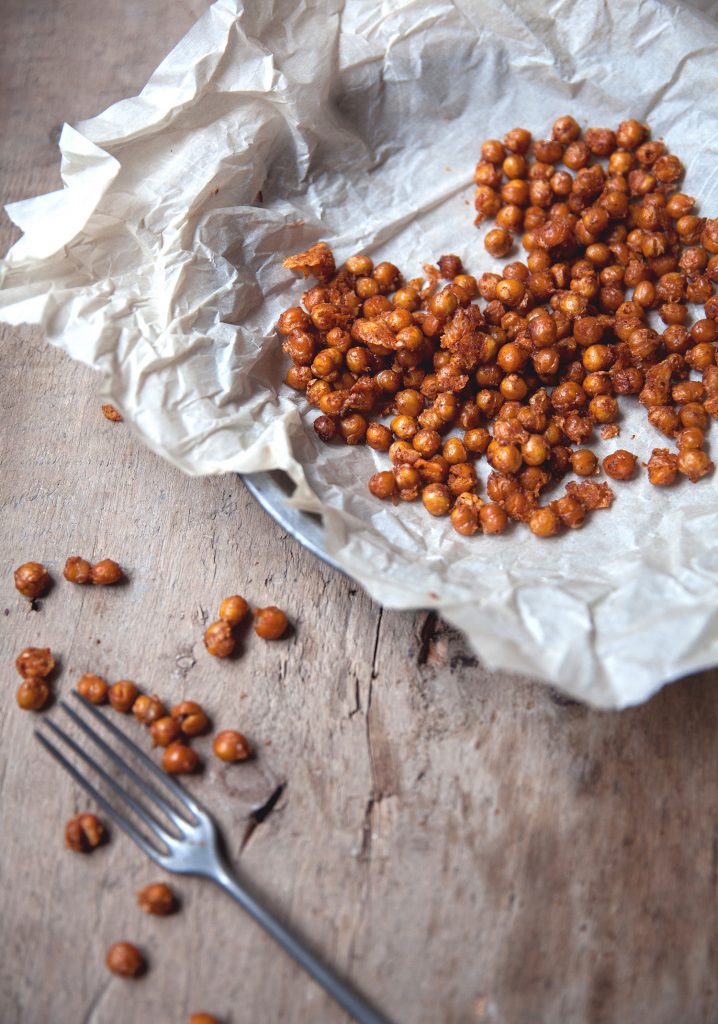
[554,495,586,529]
[585,127,617,157]
[552,115,581,144]
[368,471,397,500]
[460,428,488,457]
[76,673,109,704]
[170,700,210,738]
[108,680,140,714]
[106,942,145,978]
[479,503,508,534]
[13,561,51,599]
[484,227,513,258]
[356,276,379,299]
[571,449,598,476]
[390,414,416,441]
[162,742,199,775]
[677,449,714,482]
[589,395,618,423]
[63,556,92,585]
[208,727,254,767]
[338,413,367,445]
[603,450,638,480]
[204,620,235,658]
[495,278,525,307]
[450,501,481,537]
[90,559,124,586]
[529,508,560,538]
[521,435,549,466]
[101,404,123,422]
[345,254,373,276]
[442,438,468,465]
[501,179,530,206]
[504,127,532,153]
[488,443,522,474]
[503,153,528,179]
[277,306,311,335]
[65,813,105,853]
[496,204,524,232]
[137,882,177,916]
[421,483,452,516]
[646,448,679,487]
[149,716,182,748]
[676,428,705,450]
[254,606,288,640]
[481,139,506,164]
[16,679,50,711]
[366,424,392,452]
[616,119,648,150]
[15,646,55,679]
[218,595,250,626]
[133,694,167,726]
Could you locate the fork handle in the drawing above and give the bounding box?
[213,865,394,1024]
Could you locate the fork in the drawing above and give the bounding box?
[36,693,393,1024]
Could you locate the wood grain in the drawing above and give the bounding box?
[1,3,718,1023]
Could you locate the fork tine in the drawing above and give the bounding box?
[61,700,192,829]
[42,717,175,850]
[70,692,202,820]
[35,729,166,865]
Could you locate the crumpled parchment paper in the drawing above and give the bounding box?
[2,0,718,708]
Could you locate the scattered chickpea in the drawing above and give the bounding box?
[171,701,210,737]
[108,680,140,713]
[133,694,167,726]
[162,742,199,775]
[16,646,55,679]
[63,556,92,585]
[65,813,105,853]
[137,882,177,916]
[218,595,250,626]
[76,673,109,704]
[603,450,638,481]
[204,620,236,658]
[16,679,50,711]
[90,559,124,586]
[101,404,123,422]
[14,561,51,600]
[150,716,182,748]
[213,730,253,763]
[106,942,145,978]
[254,606,288,640]
[529,508,561,538]
[677,449,714,483]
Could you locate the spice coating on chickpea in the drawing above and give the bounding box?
[213,729,253,763]
[65,813,105,853]
[16,647,55,679]
[63,556,93,585]
[218,595,249,626]
[162,742,199,775]
[16,679,50,711]
[171,701,210,737]
[137,882,177,916]
[106,942,145,978]
[14,561,51,599]
[90,559,124,585]
[204,620,236,658]
[101,404,123,422]
[253,606,288,640]
[76,673,109,704]
[603,450,638,481]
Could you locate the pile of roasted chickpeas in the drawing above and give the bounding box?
[279,117,717,538]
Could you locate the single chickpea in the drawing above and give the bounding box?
[171,701,210,737]
[254,606,288,640]
[484,228,513,258]
[313,415,336,443]
[133,694,167,726]
[63,556,93,585]
[16,679,50,711]
[589,395,618,423]
[345,254,373,276]
[106,942,145,978]
[394,389,424,418]
[162,742,199,775]
[464,428,491,455]
[277,307,311,335]
[150,716,182,748]
[90,559,124,586]
[488,443,522,474]
[552,115,580,144]
[479,503,508,534]
[421,483,452,517]
[450,502,480,537]
[603,450,637,480]
[101,404,123,422]
[504,127,532,153]
[677,449,714,482]
[554,495,586,529]
[366,423,393,451]
[676,428,705,450]
[571,450,598,476]
[646,449,679,487]
[15,646,55,679]
[368,471,397,500]
[76,673,109,705]
[213,730,253,763]
[219,595,250,626]
[108,680,140,713]
[204,620,235,658]
[529,508,560,538]
[521,435,549,466]
[65,813,105,853]
[13,561,51,600]
[137,882,177,916]
[442,438,468,465]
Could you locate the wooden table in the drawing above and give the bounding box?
[2,3,717,1022]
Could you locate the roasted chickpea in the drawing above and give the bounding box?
[677,449,714,482]
[346,254,374,276]
[218,595,250,626]
[14,561,51,599]
[106,943,145,978]
[450,501,481,536]
[76,673,109,704]
[108,680,140,713]
[603,450,637,480]
[133,694,167,726]
[554,495,586,529]
[479,503,508,534]
[589,395,618,423]
[571,449,598,476]
[421,483,452,516]
[213,730,253,763]
[204,620,235,658]
[63,556,92,585]
[368,471,397,500]
[339,415,368,445]
[504,127,532,153]
[137,882,177,916]
[15,646,55,679]
[474,186,502,220]
[150,716,182,748]
[366,423,393,451]
[162,742,199,775]
[676,428,704,450]
[646,448,678,487]
[90,559,124,586]
[254,606,288,640]
[65,813,105,853]
[552,115,580,144]
[484,227,513,259]
[488,443,522,474]
[529,507,560,538]
[463,428,491,455]
[16,679,50,711]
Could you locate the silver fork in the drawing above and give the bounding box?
[36,693,393,1024]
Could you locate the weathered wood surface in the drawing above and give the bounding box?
[1,3,718,1023]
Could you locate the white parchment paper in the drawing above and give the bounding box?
[2,0,718,707]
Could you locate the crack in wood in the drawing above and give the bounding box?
[240,782,286,852]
